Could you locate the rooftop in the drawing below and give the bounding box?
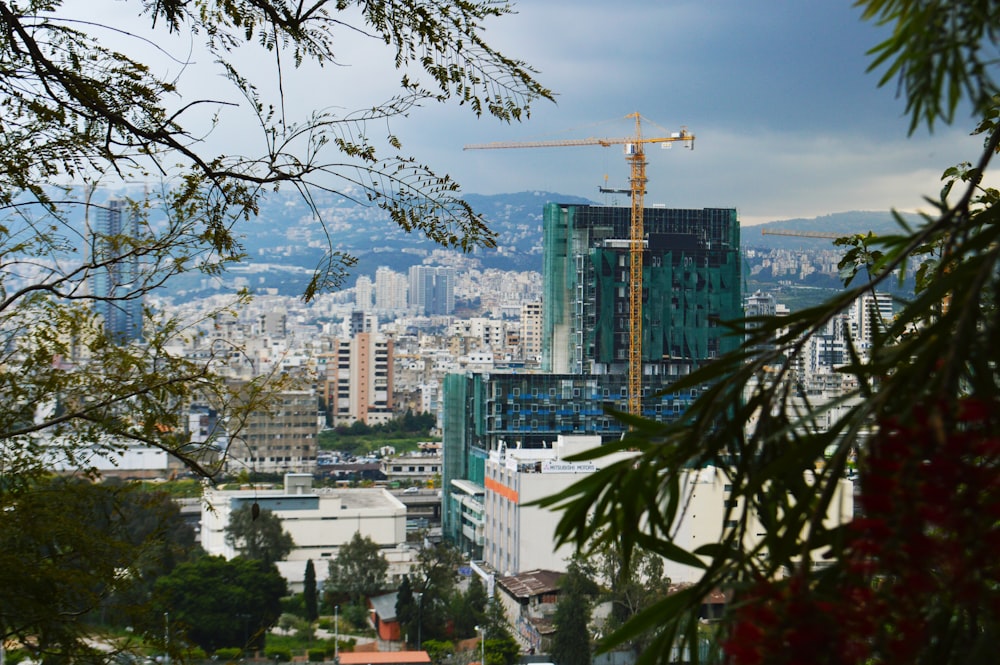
[497,569,563,599]
[336,652,430,665]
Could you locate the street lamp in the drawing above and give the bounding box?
[334,605,340,663]
[475,625,485,665]
[414,592,423,650]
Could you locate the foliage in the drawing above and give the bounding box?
[184,646,209,661]
[304,559,319,623]
[319,410,439,455]
[411,539,466,641]
[264,647,292,662]
[421,639,455,664]
[277,612,307,634]
[480,593,519,665]
[590,536,673,656]
[534,2,1000,664]
[0,477,186,662]
[0,0,551,295]
[141,479,204,498]
[396,574,417,644]
[224,503,294,565]
[97,483,200,628]
[339,603,373,632]
[152,555,287,654]
[213,647,243,661]
[2,650,28,665]
[280,593,306,618]
[326,532,389,604]
[550,560,595,665]
[0,2,548,662]
[451,574,488,639]
[860,0,1000,133]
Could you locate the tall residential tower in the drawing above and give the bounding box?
[90,198,144,343]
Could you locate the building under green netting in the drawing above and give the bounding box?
[441,203,742,556]
[542,203,742,375]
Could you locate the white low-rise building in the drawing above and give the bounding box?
[201,474,412,589]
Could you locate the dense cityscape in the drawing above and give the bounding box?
[26,194,890,664]
[3,3,995,665]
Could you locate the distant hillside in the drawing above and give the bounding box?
[20,186,922,300]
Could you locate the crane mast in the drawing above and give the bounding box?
[626,113,647,418]
[465,114,694,417]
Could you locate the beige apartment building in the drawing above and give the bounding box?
[229,387,322,474]
[320,332,395,426]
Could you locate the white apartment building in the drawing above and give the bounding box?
[850,291,895,355]
[44,436,177,479]
[482,437,854,582]
[380,452,443,485]
[483,436,638,575]
[355,275,374,310]
[375,266,409,314]
[226,387,322,474]
[520,301,543,367]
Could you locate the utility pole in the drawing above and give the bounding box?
[475,625,485,665]
[164,612,169,665]
[414,592,423,650]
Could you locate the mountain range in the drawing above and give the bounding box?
[237,189,919,277]
[29,187,923,299]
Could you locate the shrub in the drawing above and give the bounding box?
[307,649,326,662]
[184,647,208,661]
[264,648,292,662]
[214,648,242,661]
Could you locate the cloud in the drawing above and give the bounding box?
[63,1,993,228]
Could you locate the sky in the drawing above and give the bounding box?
[89,1,990,227]
[423,1,987,226]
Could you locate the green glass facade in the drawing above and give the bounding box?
[542,203,742,375]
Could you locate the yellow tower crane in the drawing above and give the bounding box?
[465,113,695,417]
[760,229,845,239]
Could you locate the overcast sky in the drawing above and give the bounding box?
[93,1,989,227]
[418,1,987,226]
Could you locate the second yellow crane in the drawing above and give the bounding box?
[465,113,695,417]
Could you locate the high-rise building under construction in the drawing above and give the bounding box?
[441,202,742,556]
[541,202,742,377]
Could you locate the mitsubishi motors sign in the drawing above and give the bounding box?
[541,459,597,474]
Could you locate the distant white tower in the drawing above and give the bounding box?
[850,291,894,354]
[375,267,408,313]
[355,275,374,311]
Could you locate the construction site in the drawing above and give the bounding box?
[443,115,743,559]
